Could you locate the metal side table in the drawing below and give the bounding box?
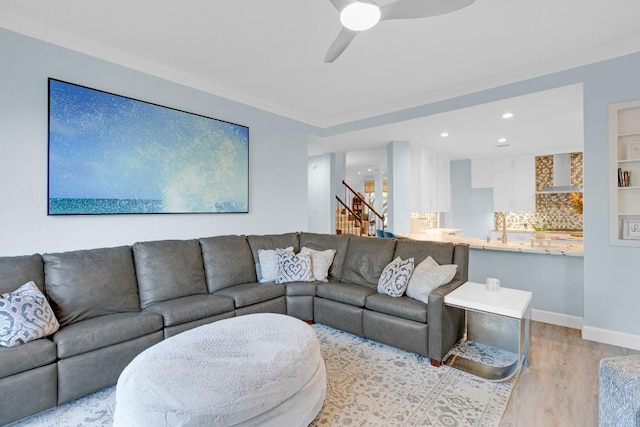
[444,281,532,381]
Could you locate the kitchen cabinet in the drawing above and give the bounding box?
[410,146,450,212]
[609,100,640,246]
[492,155,535,212]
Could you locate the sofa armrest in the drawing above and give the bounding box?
[427,278,465,364]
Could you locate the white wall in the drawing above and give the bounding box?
[308,154,334,233]
[387,140,410,233]
[0,29,315,256]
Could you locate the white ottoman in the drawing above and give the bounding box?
[113,313,326,427]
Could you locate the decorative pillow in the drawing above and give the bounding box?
[0,281,60,347]
[257,247,294,283]
[300,247,336,282]
[405,256,458,304]
[276,249,313,284]
[377,257,415,297]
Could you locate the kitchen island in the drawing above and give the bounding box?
[399,229,584,329]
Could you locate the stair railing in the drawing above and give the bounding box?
[335,180,386,237]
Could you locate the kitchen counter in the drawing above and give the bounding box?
[399,229,583,257]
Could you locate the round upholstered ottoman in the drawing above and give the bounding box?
[113,313,326,426]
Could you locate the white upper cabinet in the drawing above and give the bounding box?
[489,154,535,212]
[454,153,539,211]
[411,146,450,212]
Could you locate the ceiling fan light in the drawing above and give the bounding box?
[340,2,381,32]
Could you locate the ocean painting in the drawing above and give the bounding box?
[48,79,249,215]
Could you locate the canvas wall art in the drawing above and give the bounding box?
[48,79,249,215]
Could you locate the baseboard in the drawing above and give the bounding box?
[582,326,640,351]
[531,309,583,330]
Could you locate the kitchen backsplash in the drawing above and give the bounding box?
[495,152,583,231]
[410,211,439,232]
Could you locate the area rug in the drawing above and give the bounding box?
[11,324,517,427]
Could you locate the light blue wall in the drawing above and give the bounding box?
[469,250,584,318]
[0,28,317,255]
[450,159,494,239]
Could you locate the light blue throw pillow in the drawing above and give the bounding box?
[0,281,60,347]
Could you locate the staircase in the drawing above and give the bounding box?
[335,180,385,237]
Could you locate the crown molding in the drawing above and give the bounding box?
[319,37,640,129]
[0,12,322,127]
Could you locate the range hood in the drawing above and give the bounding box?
[537,153,582,193]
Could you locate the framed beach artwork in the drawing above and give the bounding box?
[47,79,249,215]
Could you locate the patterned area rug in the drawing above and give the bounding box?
[12,324,517,427]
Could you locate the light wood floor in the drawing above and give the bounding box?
[500,321,639,427]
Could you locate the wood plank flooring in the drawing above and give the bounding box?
[500,321,639,427]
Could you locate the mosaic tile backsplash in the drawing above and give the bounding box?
[494,152,583,231]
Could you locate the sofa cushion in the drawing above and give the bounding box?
[53,312,163,359]
[0,254,45,295]
[285,282,318,297]
[44,246,140,327]
[144,294,235,327]
[393,239,455,266]
[214,283,285,309]
[133,240,208,309]
[0,338,57,379]
[341,236,396,288]
[316,283,377,307]
[365,294,427,323]
[0,281,60,347]
[199,235,257,293]
[298,233,350,281]
[247,233,300,279]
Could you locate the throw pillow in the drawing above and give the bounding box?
[275,249,313,284]
[300,247,336,282]
[405,256,458,304]
[0,281,60,347]
[377,257,415,297]
[257,246,294,283]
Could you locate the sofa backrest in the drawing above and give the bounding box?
[341,235,397,288]
[199,235,257,293]
[0,254,45,295]
[394,239,469,282]
[452,243,469,282]
[298,232,350,281]
[43,246,140,327]
[133,239,208,309]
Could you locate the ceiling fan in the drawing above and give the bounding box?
[325,0,476,63]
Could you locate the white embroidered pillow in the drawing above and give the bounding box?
[300,247,336,282]
[405,256,458,304]
[377,257,415,297]
[275,249,313,284]
[257,246,294,283]
[0,281,60,348]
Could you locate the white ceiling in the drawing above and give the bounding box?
[1,0,640,129]
[311,83,585,177]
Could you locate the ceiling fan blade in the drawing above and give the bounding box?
[381,0,475,21]
[324,27,358,63]
[328,0,355,12]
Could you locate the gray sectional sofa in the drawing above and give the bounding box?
[0,232,468,426]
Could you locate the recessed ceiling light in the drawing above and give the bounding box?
[498,138,507,143]
[440,132,449,137]
[357,172,361,175]
[502,112,514,119]
[367,168,372,172]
